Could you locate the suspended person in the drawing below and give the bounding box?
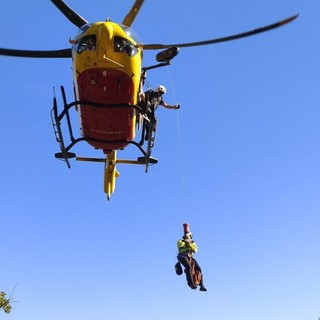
[140,85,180,139]
[176,223,207,291]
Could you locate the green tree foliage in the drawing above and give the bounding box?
[0,291,12,314]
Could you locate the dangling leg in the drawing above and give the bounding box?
[145,108,156,141]
[193,258,207,291]
[175,261,183,275]
[178,255,197,289]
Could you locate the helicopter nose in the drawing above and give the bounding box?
[99,22,114,40]
[96,22,114,59]
[99,23,114,45]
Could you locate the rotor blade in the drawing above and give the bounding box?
[122,0,144,27]
[0,48,72,58]
[142,13,299,50]
[51,0,88,28]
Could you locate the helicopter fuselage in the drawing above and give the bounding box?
[71,21,142,154]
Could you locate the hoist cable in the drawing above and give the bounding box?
[166,67,188,221]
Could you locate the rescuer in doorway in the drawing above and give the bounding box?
[140,85,180,140]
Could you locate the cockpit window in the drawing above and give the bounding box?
[75,35,97,54]
[114,36,138,57]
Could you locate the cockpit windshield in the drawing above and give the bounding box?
[114,36,138,56]
[75,35,96,53]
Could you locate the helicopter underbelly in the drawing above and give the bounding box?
[76,68,136,153]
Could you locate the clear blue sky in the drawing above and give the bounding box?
[1,0,319,319]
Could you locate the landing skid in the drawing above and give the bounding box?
[50,86,85,168]
[50,85,159,200]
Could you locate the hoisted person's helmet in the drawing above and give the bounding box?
[156,85,166,94]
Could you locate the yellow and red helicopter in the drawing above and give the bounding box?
[0,0,298,200]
